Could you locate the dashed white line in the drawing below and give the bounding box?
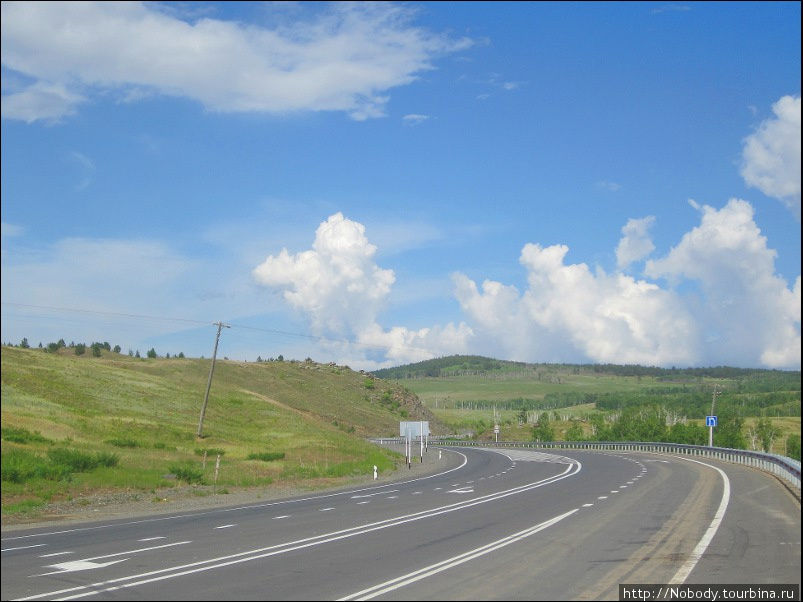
[138,537,166,542]
[319,508,335,512]
[2,544,47,552]
[215,524,237,529]
[40,551,73,558]
[582,503,594,507]
[598,496,608,500]
[272,515,290,520]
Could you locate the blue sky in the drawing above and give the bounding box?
[2,1,800,369]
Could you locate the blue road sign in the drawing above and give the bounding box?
[706,416,717,427]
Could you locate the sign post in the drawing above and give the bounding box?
[706,415,717,447]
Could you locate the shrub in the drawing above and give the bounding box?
[169,464,206,485]
[246,452,285,462]
[47,448,99,472]
[1,427,52,444]
[195,448,225,457]
[2,449,71,483]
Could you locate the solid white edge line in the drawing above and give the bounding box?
[16,455,581,602]
[668,457,731,584]
[337,509,579,601]
[2,450,469,544]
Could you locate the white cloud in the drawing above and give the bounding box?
[1,222,25,238]
[740,95,801,217]
[596,180,622,192]
[645,199,800,368]
[616,216,655,269]
[402,113,430,125]
[1,2,472,123]
[252,212,471,366]
[253,213,395,335]
[0,80,85,123]
[454,244,699,367]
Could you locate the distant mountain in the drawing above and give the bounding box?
[372,354,800,381]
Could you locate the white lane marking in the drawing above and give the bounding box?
[351,490,398,499]
[215,524,237,529]
[34,541,192,576]
[272,515,290,520]
[19,457,582,601]
[412,492,422,495]
[37,559,129,576]
[433,487,442,491]
[137,537,166,542]
[610,490,619,494]
[582,503,594,507]
[619,485,628,489]
[668,457,731,585]
[386,496,399,500]
[357,501,370,505]
[448,487,474,494]
[1,543,47,552]
[337,509,579,601]
[319,508,335,512]
[598,496,608,500]
[40,551,74,558]
[1,451,470,544]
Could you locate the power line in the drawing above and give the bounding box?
[0,302,437,356]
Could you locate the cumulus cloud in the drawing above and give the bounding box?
[1,2,472,123]
[616,216,655,269]
[252,213,471,366]
[254,205,799,370]
[741,95,801,217]
[645,198,800,368]
[253,213,395,334]
[454,244,700,367]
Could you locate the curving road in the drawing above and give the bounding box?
[1,447,800,600]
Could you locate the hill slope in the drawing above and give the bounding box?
[1,346,438,519]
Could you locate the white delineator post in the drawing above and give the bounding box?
[373,465,378,480]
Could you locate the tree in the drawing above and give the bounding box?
[57,339,66,348]
[532,413,554,442]
[178,352,185,358]
[147,348,157,359]
[75,343,86,355]
[47,342,60,353]
[565,421,584,441]
[19,337,30,349]
[91,343,102,357]
[113,345,122,354]
[135,350,141,358]
[256,356,263,363]
[756,417,779,453]
[786,433,801,461]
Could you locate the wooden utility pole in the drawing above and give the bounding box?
[197,321,230,438]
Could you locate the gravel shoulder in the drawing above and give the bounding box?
[1,443,458,533]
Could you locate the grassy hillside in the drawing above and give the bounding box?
[1,346,438,519]
[378,355,801,457]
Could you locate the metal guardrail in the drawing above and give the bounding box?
[370,438,801,491]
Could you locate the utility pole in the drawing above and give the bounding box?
[197,321,230,438]
[708,386,719,447]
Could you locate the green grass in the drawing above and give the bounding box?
[1,346,433,518]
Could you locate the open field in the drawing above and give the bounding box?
[1,346,436,520]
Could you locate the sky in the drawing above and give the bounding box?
[1,1,800,371]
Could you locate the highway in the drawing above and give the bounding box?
[1,446,800,600]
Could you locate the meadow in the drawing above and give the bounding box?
[1,346,432,518]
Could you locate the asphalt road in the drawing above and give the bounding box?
[1,446,799,600]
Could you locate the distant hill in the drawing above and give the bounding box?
[372,354,799,381]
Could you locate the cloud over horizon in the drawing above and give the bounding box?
[252,205,800,370]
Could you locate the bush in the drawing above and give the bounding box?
[194,448,225,457]
[246,452,285,462]
[47,448,100,472]
[1,427,52,444]
[2,449,71,483]
[169,464,206,485]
